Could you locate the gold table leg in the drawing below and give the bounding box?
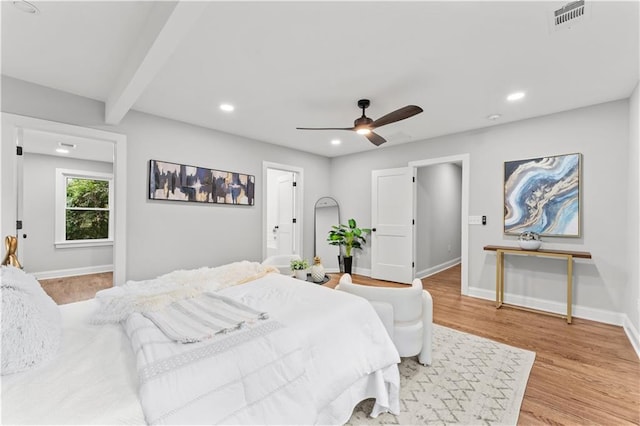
[496,250,503,308]
[567,256,573,324]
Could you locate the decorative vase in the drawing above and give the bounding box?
[294,269,307,280]
[518,231,542,250]
[343,256,353,275]
[310,256,325,283]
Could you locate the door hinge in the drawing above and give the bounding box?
[16,146,23,156]
[292,218,297,224]
[292,181,297,187]
[412,219,415,225]
[16,220,23,230]
[412,262,415,268]
[412,176,415,183]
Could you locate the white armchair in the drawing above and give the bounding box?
[261,254,301,276]
[336,274,433,365]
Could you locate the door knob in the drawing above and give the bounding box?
[372,228,376,232]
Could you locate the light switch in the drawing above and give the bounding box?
[468,215,482,225]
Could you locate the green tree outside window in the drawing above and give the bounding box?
[65,178,109,240]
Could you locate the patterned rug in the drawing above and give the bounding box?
[347,324,535,425]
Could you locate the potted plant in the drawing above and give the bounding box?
[290,258,309,280]
[327,218,371,275]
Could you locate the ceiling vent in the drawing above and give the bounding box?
[551,1,588,31]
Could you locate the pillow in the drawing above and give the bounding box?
[1,266,61,375]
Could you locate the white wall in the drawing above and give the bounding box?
[22,153,113,275]
[2,77,331,281]
[626,82,639,352]
[331,100,631,324]
[416,163,462,276]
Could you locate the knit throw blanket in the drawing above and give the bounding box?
[92,261,277,343]
[143,293,269,343]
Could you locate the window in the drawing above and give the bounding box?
[55,169,113,248]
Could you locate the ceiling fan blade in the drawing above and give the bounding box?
[371,105,423,128]
[296,127,355,131]
[365,131,386,146]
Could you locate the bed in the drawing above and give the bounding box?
[1,262,401,425]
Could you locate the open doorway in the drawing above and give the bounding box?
[409,154,469,295]
[262,162,303,260]
[415,163,462,278]
[1,113,127,302]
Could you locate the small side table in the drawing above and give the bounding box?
[483,245,592,324]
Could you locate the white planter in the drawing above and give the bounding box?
[294,270,307,280]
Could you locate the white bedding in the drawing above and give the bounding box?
[1,299,145,424]
[1,272,400,425]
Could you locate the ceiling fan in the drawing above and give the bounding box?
[296,99,423,146]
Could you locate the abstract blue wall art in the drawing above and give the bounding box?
[504,153,581,237]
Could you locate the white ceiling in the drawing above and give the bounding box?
[22,128,114,163]
[2,1,638,158]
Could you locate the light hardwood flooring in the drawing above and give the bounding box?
[38,272,113,305]
[327,265,640,425]
[40,266,639,424]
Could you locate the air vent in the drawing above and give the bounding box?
[551,0,588,31]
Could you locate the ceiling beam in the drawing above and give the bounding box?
[104,1,207,125]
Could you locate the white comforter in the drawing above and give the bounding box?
[1,272,400,425]
[127,272,401,424]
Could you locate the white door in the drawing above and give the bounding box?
[371,167,414,284]
[276,173,295,255]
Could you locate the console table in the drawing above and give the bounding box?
[483,245,592,324]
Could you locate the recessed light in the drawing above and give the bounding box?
[487,114,502,121]
[219,103,235,112]
[331,139,341,145]
[12,1,39,14]
[56,148,70,154]
[507,91,526,102]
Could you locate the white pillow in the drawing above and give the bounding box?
[1,266,61,375]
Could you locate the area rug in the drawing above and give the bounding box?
[347,324,536,425]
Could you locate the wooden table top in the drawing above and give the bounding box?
[483,245,592,259]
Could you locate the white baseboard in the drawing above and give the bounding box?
[623,315,640,360]
[351,258,461,281]
[32,264,113,280]
[353,267,371,277]
[417,257,461,279]
[468,286,625,326]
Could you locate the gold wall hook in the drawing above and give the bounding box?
[1,235,22,269]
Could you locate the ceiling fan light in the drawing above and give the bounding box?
[356,128,371,135]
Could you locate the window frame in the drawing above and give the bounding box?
[55,168,114,248]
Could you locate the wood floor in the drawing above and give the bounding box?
[328,265,640,425]
[39,272,113,305]
[41,266,639,425]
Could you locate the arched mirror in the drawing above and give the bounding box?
[314,197,340,272]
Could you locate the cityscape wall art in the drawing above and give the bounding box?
[504,153,581,237]
[149,160,255,206]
